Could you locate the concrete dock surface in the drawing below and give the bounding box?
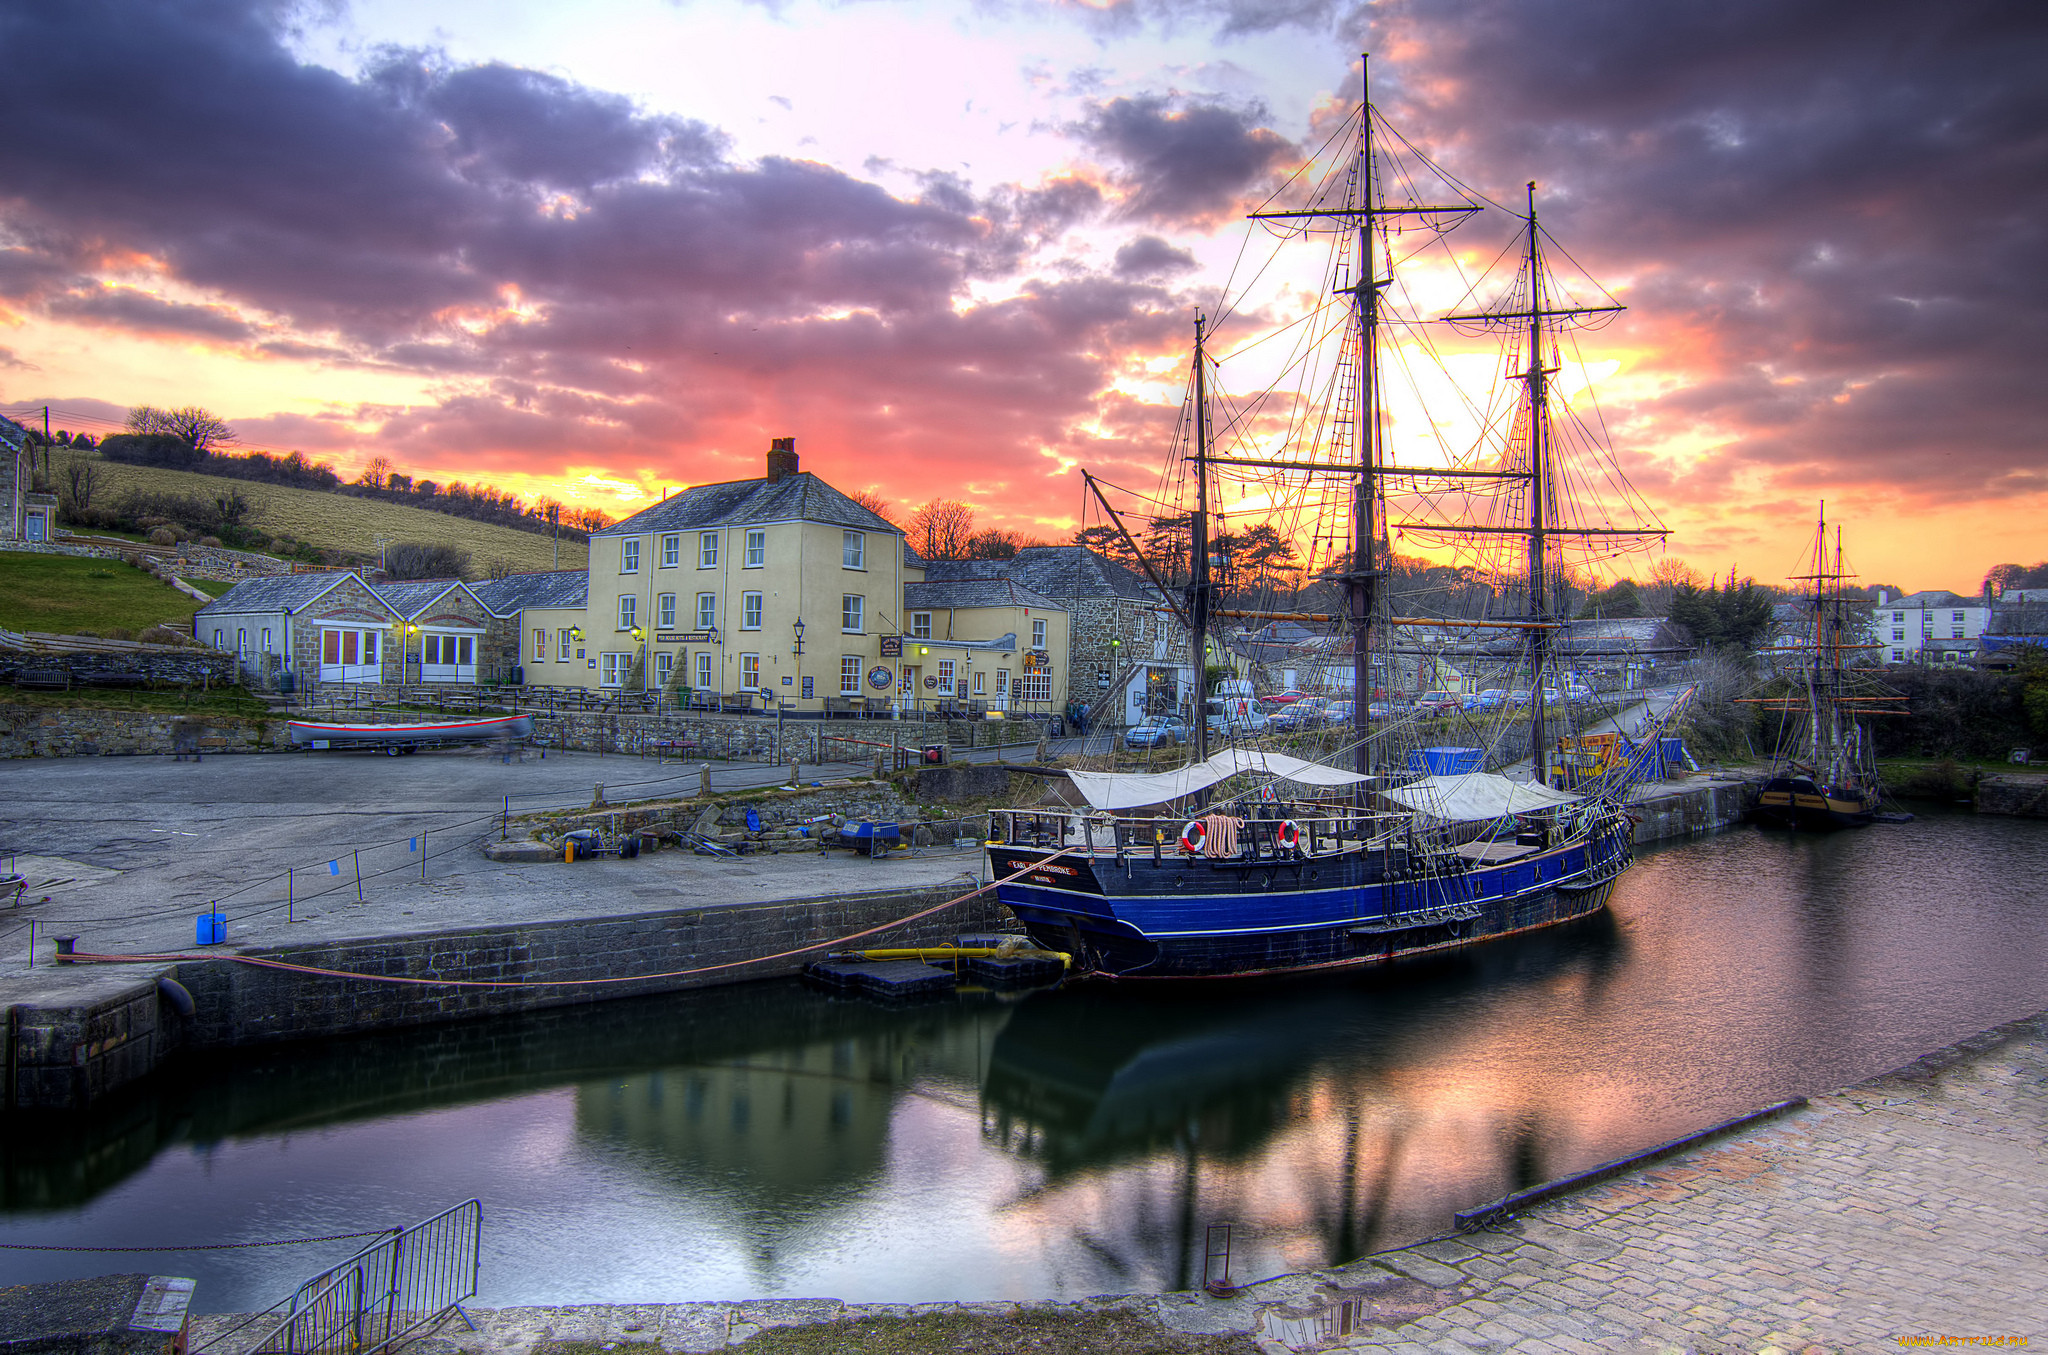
[182,1008,2047,1353]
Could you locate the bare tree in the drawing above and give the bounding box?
[357,454,396,490]
[61,460,101,514]
[965,528,1024,560]
[126,404,237,454]
[909,498,975,560]
[385,542,472,579]
[846,487,897,524]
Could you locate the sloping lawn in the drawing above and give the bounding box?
[0,552,205,636]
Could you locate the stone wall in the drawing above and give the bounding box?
[1976,772,2048,818]
[0,647,236,689]
[0,705,282,758]
[2,882,1010,1110]
[1625,775,1759,844]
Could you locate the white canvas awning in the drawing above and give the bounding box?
[1064,749,1375,811]
[1379,772,1581,822]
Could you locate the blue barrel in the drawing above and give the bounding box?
[1408,746,1485,775]
[196,912,226,945]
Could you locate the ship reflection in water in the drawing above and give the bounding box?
[4,814,2047,1309]
[976,918,1624,1289]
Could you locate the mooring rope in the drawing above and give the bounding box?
[57,848,1079,989]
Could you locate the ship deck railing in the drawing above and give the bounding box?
[990,807,1411,863]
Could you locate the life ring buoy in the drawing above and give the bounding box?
[1179,819,1206,853]
[1276,819,1300,851]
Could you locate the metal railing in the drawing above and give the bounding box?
[202,1200,481,1355]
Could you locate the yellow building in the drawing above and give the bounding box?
[899,577,1068,717]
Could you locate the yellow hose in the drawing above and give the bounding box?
[832,946,1071,969]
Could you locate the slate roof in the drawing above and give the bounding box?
[1887,590,1982,610]
[594,472,898,538]
[468,570,590,616]
[0,415,29,453]
[372,579,481,620]
[194,572,378,617]
[905,579,1065,612]
[922,546,1161,604]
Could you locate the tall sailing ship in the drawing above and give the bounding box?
[985,57,1671,979]
[1751,506,1897,830]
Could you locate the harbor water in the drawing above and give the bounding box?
[3,810,2045,1310]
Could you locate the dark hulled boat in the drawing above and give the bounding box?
[988,57,1666,979]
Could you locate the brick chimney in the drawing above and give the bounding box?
[765,436,798,484]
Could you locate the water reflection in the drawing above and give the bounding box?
[3,813,2045,1309]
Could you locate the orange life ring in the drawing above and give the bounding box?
[1179,819,1206,853]
[1276,819,1301,850]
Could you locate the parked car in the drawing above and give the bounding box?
[1269,697,1329,730]
[1415,690,1464,715]
[1566,683,1593,703]
[1123,716,1190,749]
[1266,690,1310,705]
[1323,700,1356,725]
[1366,701,1395,720]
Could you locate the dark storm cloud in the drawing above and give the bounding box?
[0,0,1193,506]
[1364,0,2048,504]
[1113,234,1197,279]
[48,285,256,341]
[1073,94,1296,224]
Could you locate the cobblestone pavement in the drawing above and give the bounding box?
[185,1010,2048,1354]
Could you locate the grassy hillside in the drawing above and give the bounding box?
[0,553,206,635]
[53,448,590,576]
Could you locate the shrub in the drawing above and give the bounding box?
[385,541,472,580]
[200,536,222,548]
[148,526,179,545]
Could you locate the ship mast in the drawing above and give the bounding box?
[1190,312,1213,766]
[1523,184,1553,770]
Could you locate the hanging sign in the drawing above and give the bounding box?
[880,636,903,658]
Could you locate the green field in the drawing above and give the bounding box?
[54,448,590,576]
[0,553,207,636]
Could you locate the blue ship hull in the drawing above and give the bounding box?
[989,813,1632,979]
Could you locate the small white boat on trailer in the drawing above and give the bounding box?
[288,714,533,752]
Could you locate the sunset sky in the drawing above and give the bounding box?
[0,0,2039,594]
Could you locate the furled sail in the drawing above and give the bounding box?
[1065,749,1377,811]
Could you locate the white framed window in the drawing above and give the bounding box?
[600,652,628,687]
[423,634,475,666]
[911,612,931,640]
[260,626,271,653]
[842,594,864,633]
[1952,611,1966,621]
[1893,629,1904,641]
[741,592,763,630]
[654,652,674,687]
[744,528,765,567]
[319,627,380,681]
[237,627,248,657]
[621,538,640,573]
[618,594,637,630]
[739,653,761,689]
[1891,649,1904,662]
[657,593,676,629]
[995,667,1008,694]
[1892,611,1904,622]
[212,628,224,649]
[660,534,680,568]
[972,670,985,696]
[557,628,573,661]
[937,659,955,690]
[840,656,861,693]
[697,593,717,629]
[699,531,719,568]
[842,530,864,569]
[1032,618,1047,649]
[1020,672,1051,702]
[695,652,713,689]
[533,629,547,661]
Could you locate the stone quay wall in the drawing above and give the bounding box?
[6,881,1006,1112]
[1625,774,1758,844]
[0,647,237,690]
[1975,771,2048,818]
[0,704,281,759]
